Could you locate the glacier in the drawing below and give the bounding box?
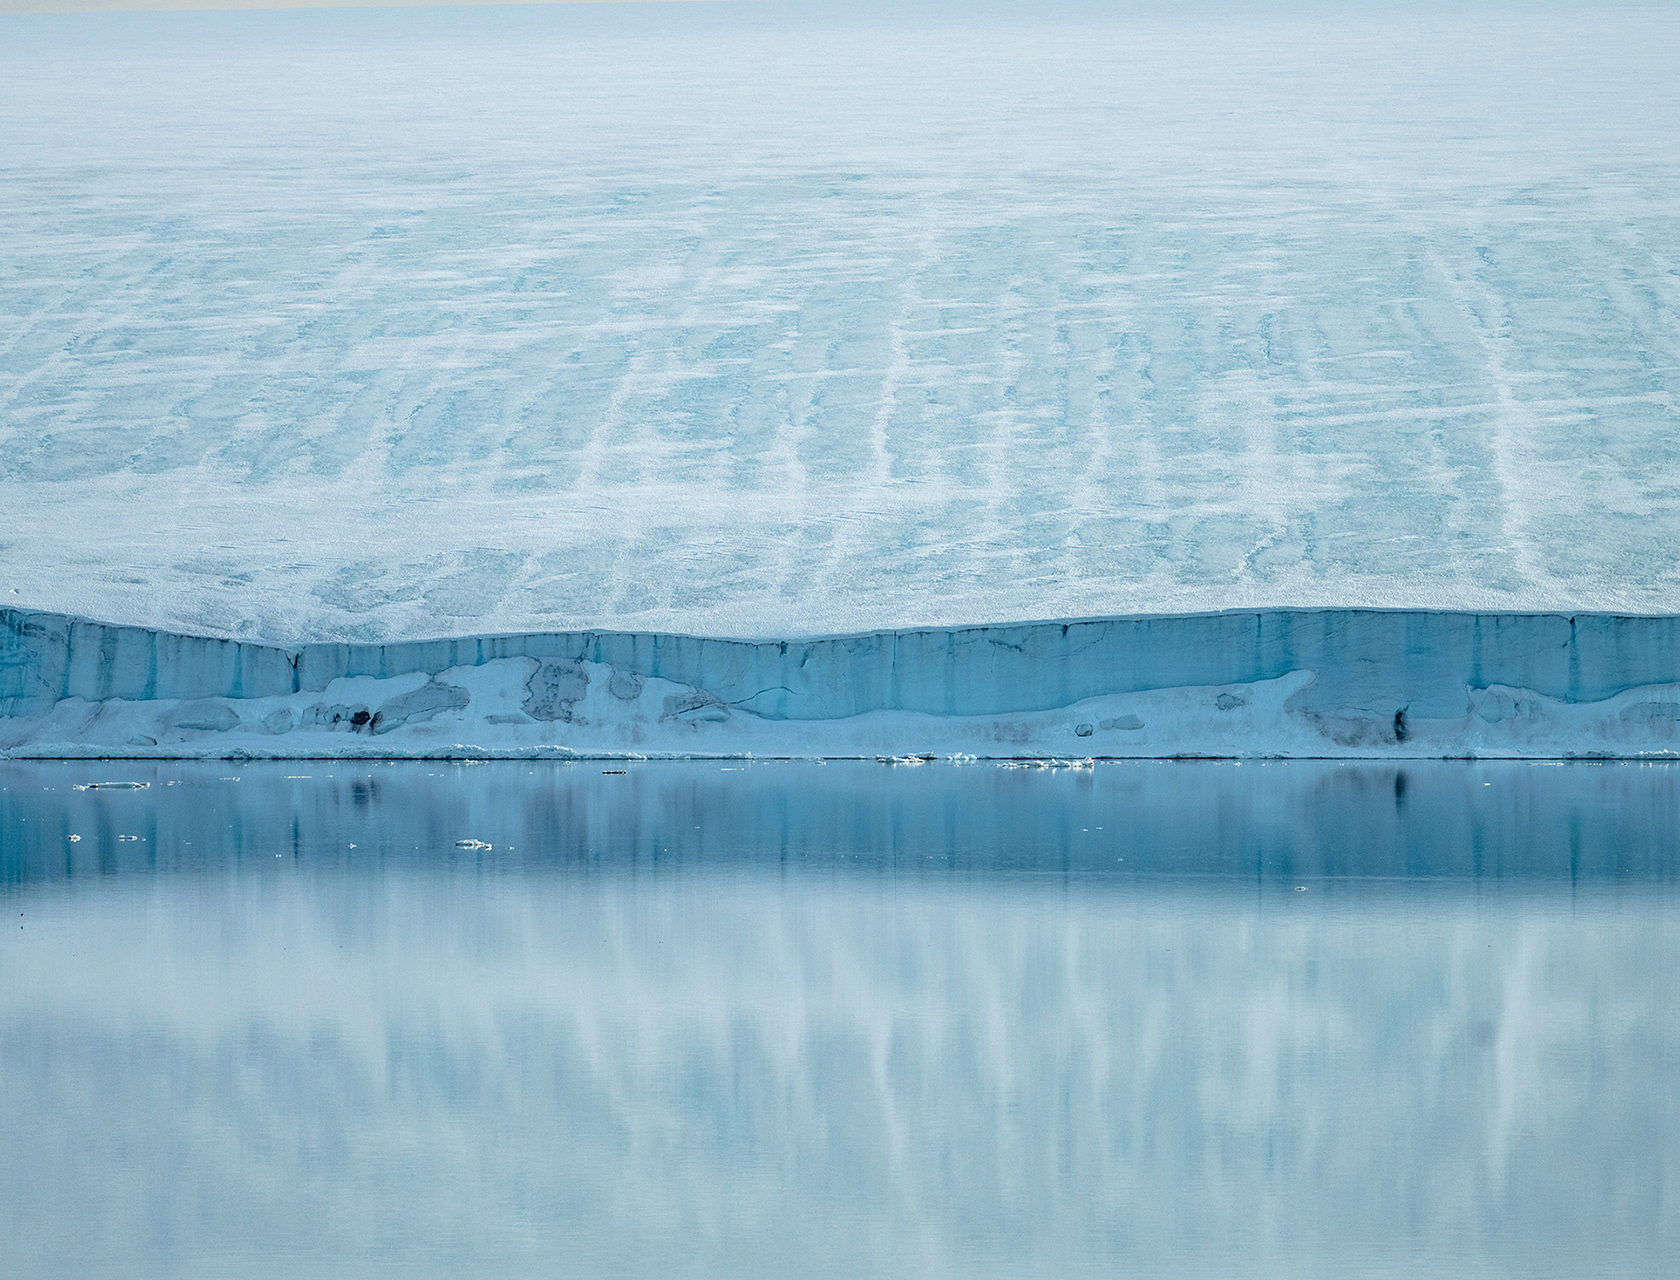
[3,3,1680,756]
[3,2,1680,644]
[6,606,1680,758]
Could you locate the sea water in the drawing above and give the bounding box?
[2,759,1676,1277]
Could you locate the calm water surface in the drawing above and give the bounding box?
[2,760,1677,1278]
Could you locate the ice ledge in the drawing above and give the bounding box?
[3,608,1679,760]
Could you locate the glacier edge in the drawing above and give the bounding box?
[3,608,1679,760]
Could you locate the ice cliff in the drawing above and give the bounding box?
[4,607,1679,758]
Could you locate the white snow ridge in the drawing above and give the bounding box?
[3,2,1679,756]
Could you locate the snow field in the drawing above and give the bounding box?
[3,4,1680,641]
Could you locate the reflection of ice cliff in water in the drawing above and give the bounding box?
[4,856,1675,1275]
[4,608,1680,758]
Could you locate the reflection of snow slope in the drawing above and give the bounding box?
[5,868,1676,1276]
[6,608,1680,758]
[4,5,1680,641]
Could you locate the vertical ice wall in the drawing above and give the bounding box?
[5,608,1680,756]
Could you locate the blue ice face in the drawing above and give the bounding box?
[3,3,1679,642]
